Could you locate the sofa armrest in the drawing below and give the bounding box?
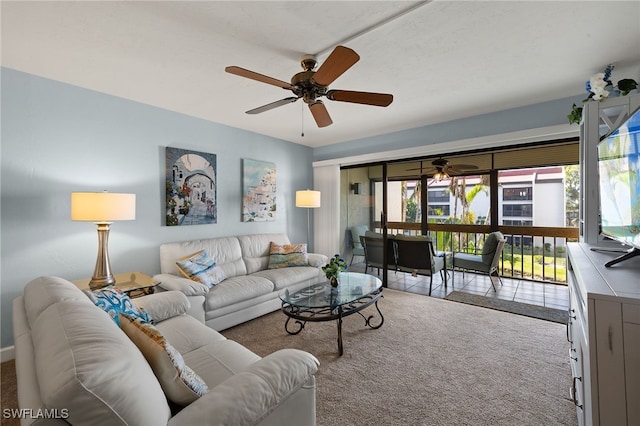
[307,253,329,268]
[168,349,319,426]
[153,273,209,296]
[133,291,190,323]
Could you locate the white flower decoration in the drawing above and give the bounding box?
[589,73,609,101]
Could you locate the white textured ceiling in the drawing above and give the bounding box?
[2,1,640,148]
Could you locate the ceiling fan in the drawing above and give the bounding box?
[225,46,393,128]
[407,158,479,181]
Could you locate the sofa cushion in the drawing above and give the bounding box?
[160,236,247,278]
[267,243,309,269]
[238,233,291,274]
[253,266,323,291]
[120,314,209,406]
[205,275,274,311]
[31,300,170,426]
[176,250,227,288]
[133,291,191,323]
[86,285,152,326]
[183,340,262,388]
[24,276,93,328]
[156,314,227,354]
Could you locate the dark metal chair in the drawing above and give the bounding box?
[361,235,397,274]
[394,237,445,296]
[452,231,507,291]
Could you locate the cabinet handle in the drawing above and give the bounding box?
[568,347,578,362]
[608,325,613,352]
[570,376,583,409]
[566,309,575,343]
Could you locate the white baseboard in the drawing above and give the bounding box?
[1,345,15,362]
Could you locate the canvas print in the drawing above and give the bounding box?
[242,159,276,222]
[165,147,217,226]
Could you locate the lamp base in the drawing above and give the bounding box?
[89,275,116,290]
[88,223,115,290]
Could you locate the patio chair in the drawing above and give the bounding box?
[349,225,368,265]
[361,235,397,275]
[394,236,445,296]
[452,231,507,291]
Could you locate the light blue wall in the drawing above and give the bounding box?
[0,68,314,348]
[314,95,585,162]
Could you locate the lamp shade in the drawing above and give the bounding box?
[71,192,136,222]
[295,190,321,208]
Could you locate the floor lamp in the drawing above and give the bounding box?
[296,190,321,249]
[71,192,136,289]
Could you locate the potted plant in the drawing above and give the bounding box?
[322,254,348,287]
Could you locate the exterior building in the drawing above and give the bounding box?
[384,166,568,248]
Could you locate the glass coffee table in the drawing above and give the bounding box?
[280,272,383,356]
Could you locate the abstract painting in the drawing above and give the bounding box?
[165,147,217,226]
[242,159,276,222]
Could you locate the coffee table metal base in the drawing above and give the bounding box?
[281,287,384,356]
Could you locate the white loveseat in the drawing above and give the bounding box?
[154,233,328,331]
[12,276,319,426]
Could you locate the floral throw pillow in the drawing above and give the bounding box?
[176,250,226,288]
[119,314,209,406]
[268,243,309,269]
[87,286,152,326]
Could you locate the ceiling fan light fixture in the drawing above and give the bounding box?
[432,170,449,182]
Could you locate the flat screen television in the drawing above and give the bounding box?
[597,105,640,267]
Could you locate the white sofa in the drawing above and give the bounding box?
[154,233,328,331]
[12,276,319,426]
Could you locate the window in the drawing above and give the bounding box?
[503,219,533,226]
[506,235,533,247]
[503,204,533,217]
[427,189,449,202]
[427,204,450,216]
[503,187,532,201]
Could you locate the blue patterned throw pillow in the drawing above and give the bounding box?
[88,286,152,326]
[176,250,226,288]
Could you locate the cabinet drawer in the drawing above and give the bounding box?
[624,321,640,425]
[623,303,640,325]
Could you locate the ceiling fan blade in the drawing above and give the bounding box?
[446,164,479,172]
[246,97,299,114]
[308,101,333,128]
[225,66,293,90]
[312,46,360,87]
[405,167,436,172]
[326,90,393,107]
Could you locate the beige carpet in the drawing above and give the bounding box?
[1,360,18,426]
[222,289,577,426]
[1,289,577,426]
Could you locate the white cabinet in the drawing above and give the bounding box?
[567,243,640,426]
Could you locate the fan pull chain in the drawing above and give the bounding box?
[301,102,305,137]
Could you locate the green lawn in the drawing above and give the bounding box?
[500,252,567,283]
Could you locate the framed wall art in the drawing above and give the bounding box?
[165,147,217,226]
[242,159,276,222]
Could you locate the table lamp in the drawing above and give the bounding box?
[295,190,321,248]
[71,192,136,289]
